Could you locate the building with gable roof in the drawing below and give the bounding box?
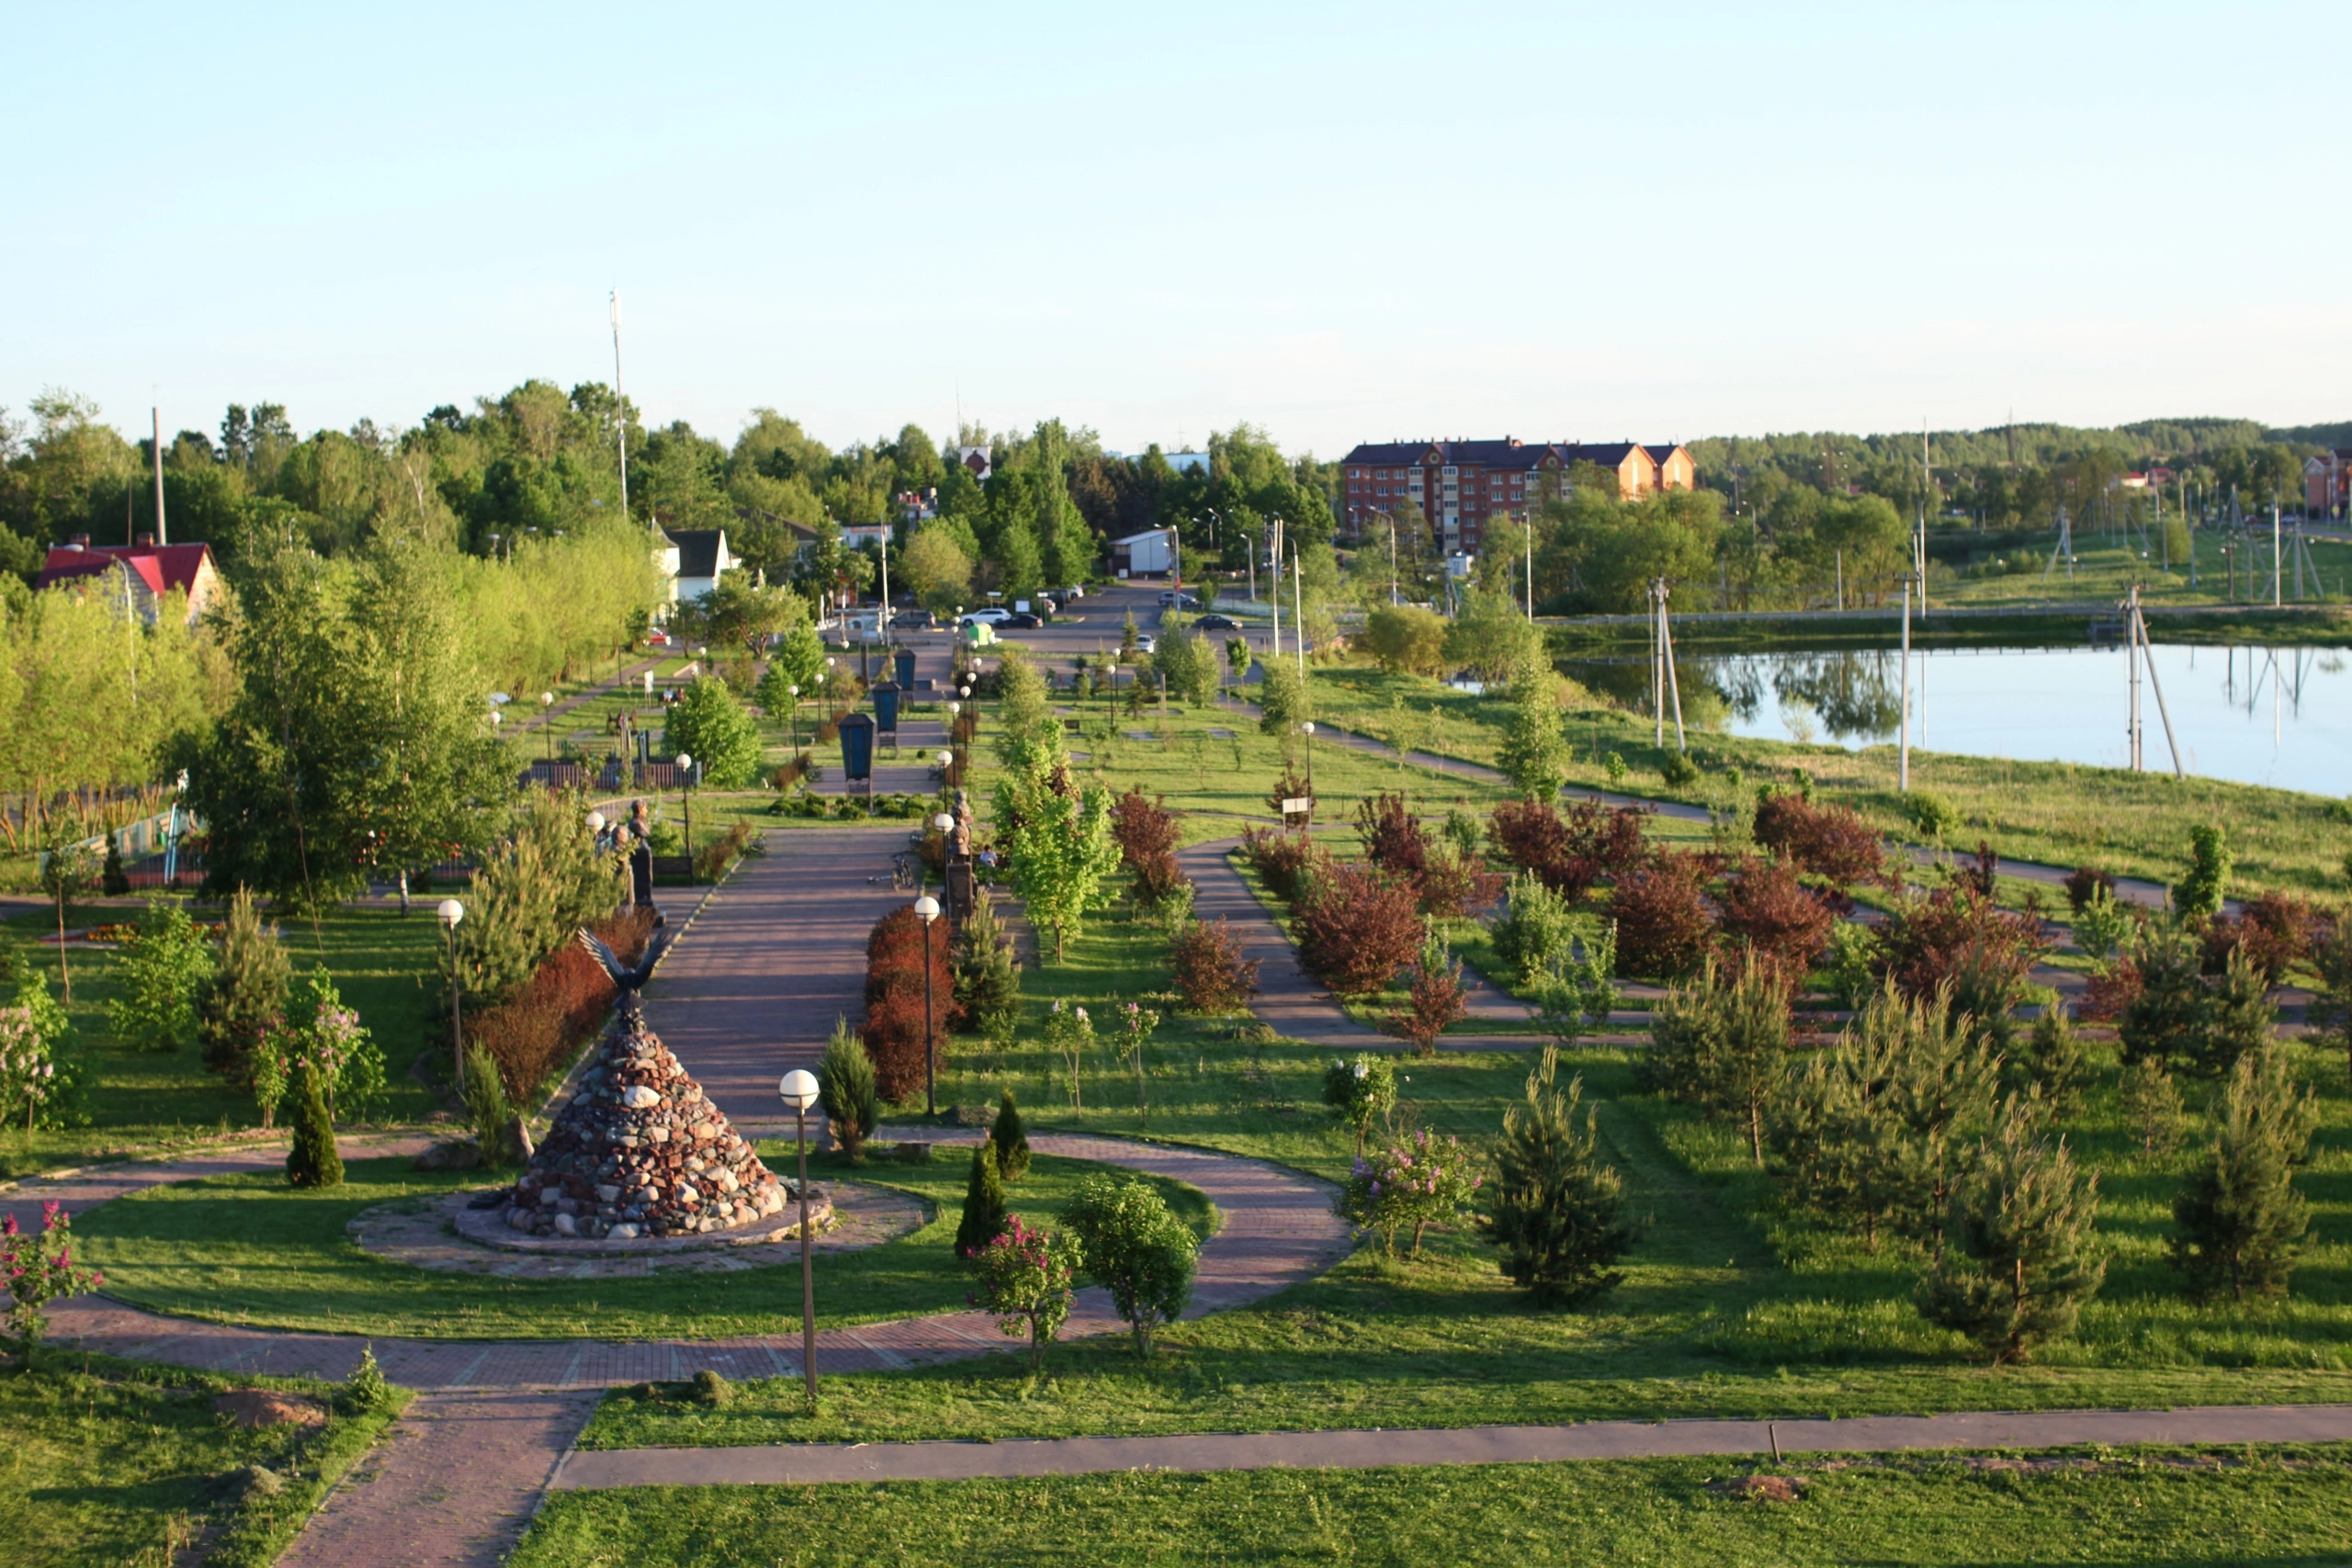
[36,536,222,625]
[1338,437,1694,553]
[654,527,735,608]
[2303,449,2352,520]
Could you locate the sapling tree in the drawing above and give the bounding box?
[2167,1044,2317,1301]
[1645,954,1790,1165]
[955,1141,1010,1257]
[2008,992,2086,1117]
[1323,1053,1397,1156]
[1496,660,1570,798]
[951,890,1023,1043]
[108,900,214,1055]
[1526,919,1617,1050]
[817,1020,879,1161]
[2121,1056,2187,1160]
[1482,1047,1632,1307]
[37,841,95,1002]
[1064,1173,1198,1356]
[1915,1097,2104,1364]
[196,887,289,1089]
[1490,871,1577,987]
[1114,999,1161,1122]
[2172,824,2231,922]
[2306,915,2352,1086]
[1340,1126,1480,1258]
[285,1061,345,1189]
[1044,999,1095,1111]
[967,1216,1083,1373]
[990,1089,1031,1181]
[1386,929,1466,1057]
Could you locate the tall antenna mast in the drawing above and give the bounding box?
[610,291,632,530]
[151,402,168,546]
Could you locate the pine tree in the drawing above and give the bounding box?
[196,887,290,1087]
[285,1062,345,1190]
[1645,955,1790,1165]
[2191,943,2275,1079]
[1483,1047,1633,1307]
[1916,1097,2104,1363]
[2120,1056,2187,1160]
[816,1019,879,1161]
[1881,983,2002,1255]
[2008,996,2085,1116]
[2168,1044,2316,1301]
[956,1140,1010,1257]
[952,890,1022,1041]
[991,1090,1031,1182]
[100,830,130,897]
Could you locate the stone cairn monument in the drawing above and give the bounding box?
[500,929,790,1241]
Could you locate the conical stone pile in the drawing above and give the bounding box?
[503,1002,789,1240]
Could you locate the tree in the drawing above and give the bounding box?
[817,1020,879,1161]
[967,1216,1083,1373]
[1483,1047,1632,1307]
[453,792,627,1009]
[2167,1044,2316,1301]
[999,765,1121,961]
[0,968,81,1135]
[1322,1053,1396,1156]
[901,525,975,615]
[108,901,214,1055]
[1645,955,1790,1164]
[1170,916,1261,1013]
[951,889,1023,1042]
[1496,660,1569,798]
[1291,861,1423,996]
[1386,929,1467,1055]
[1064,1173,1199,1357]
[1339,1126,1481,1258]
[2306,915,2352,1086]
[991,1089,1031,1181]
[763,621,827,705]
[1257,659,1310,736]
[2120,922,2274,1078]
[1610,852,1717,980]
[1362,604,1448,676]
[196,887,290,1089]
[1916,1098,2104,1364]
[1442,588,1544,681]
[662,676,763,787]
[2173,824,2231,922]
[36,842,95,1002]
[1527,921,1618,1050]
[284,1062,345,1189]
[1151,625,1219,708]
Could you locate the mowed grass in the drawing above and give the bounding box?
[0,903,444,1179]
[512,1449,2352,1567]
[570,886,2352,1450]
[0,1354,404,1568]
[71,1151,1212,1341]
[1288,660,2352,897]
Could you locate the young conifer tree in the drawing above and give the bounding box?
[1645,954,1789,1165]
[816,1019,879,1161]
[1483,1047,1633,1308]
[991,1089,1031,1182]
[952,890,1023,1042]
[1916,1096,2103,1363]
[285,1062,345,1190]
[2167,1044,2317,1301]
[956,1140,1010,1258]
[2121,1056,2187,1160]
[197,887,290,1087]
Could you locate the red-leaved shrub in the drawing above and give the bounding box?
[1171,917,1262,1012]
[1563,796,1652,880]
[1609,852,1718,979]
[2079,956,2143,1022]
[859,989,932,1102]
[1717,855,1836,989]
[2063,865,2117,914]
[1291,861,1424,996]
[1386,941,1467,1056]
[1355,793,1431,883]
[1411,847,1506,919]
[1112,788,1183,901]
[1752,792,1886,887]
[469,907,652,1104]
[1875,886,2046,1001]
[2200,894,2315,984]
[1240,826,1322,901]
[862,903,961,1102]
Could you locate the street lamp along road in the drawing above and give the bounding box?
[436,899,465,1085]
[540,691,555,762]
[914,894,942,1116]
[673,753,694,886]
[776,1066,822,1410]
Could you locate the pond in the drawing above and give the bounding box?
[1560,643,2352,796]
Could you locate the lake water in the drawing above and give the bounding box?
[1561,644,2352,797]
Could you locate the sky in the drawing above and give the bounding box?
[5,1,2346,460]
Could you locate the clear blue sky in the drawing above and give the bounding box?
[5,1,2344,458]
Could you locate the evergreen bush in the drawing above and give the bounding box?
[459,1043,514,1166]
[816,1020,879,1160]
[1915,1098,2103,1364]
[951,890,1023,1043]
[1482,1047,1632,1307]
[955,1140,1010,1257]
[285,1062,345,1189]
[2167,1044,2316,1301]
[990,1089,1031,1181]
[1645,955,1790,1164]
[196,887,289,1088]
[2171,824,2231,922]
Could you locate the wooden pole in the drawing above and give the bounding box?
[1898,576,1912,793]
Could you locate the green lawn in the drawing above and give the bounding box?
[72,1150,1214,1341]
[513,1448,2352,1567]
[0,904,445,1179]
[0,1352,402,1568]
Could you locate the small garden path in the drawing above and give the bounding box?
[553,1399,2352,1488]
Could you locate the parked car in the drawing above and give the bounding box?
[1002,612,1044,629]
[960,608,1012,626]
[644,629,674,648]
[1060,583,1086,600]
[1136,632,1157,654]
[895,607,936,629]
[1193,613,1239,631]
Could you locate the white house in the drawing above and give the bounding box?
[1109,527,1179,580]
[657,528,734,606]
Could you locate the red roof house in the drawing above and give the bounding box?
[35,536,222,625]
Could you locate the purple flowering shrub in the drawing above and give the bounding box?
[1336,1127,1483,1258]
[2,1201,102,1363]
[967,1215,1085,1371]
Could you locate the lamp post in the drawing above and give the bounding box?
[1301,720,1316,796]
[585,809,607,858]
[675,752,694,885]
[436,899,465,1084]
[540,691,555,762]
[1104,664,1117,723]
[776,1066,822,1411]
[946,702,960,777]
[914,894,942,1116]
[787,684,800,750]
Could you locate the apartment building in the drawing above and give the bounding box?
[1338,437,1695,553]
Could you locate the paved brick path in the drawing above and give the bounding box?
[554,1401,2352,1488]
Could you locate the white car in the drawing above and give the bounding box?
[959,608,1013,626]
[1136,633,1157,654]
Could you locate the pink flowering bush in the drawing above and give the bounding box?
[1045,999,1095,1111]
[0,970,81,1134]
[257,968,389,1127]
[2,1201,102,1364]
[967,1215,1084,1372]
[1336,1127,1483,1258]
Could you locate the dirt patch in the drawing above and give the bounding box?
[214,1390,328,1430]
[1709,1474,1805,1503]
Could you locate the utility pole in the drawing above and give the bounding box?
[1267,516,1283,660]
[1899,573,1914,793]
[1650,581,1664,747]
[1524,518,1534,622]
[2273,504,2283,606]
[1294,541,1306,678]
[1656,578,1684,750]
[611,291,631,527]
[2127,584,2143,772]
[151,404,168,545]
